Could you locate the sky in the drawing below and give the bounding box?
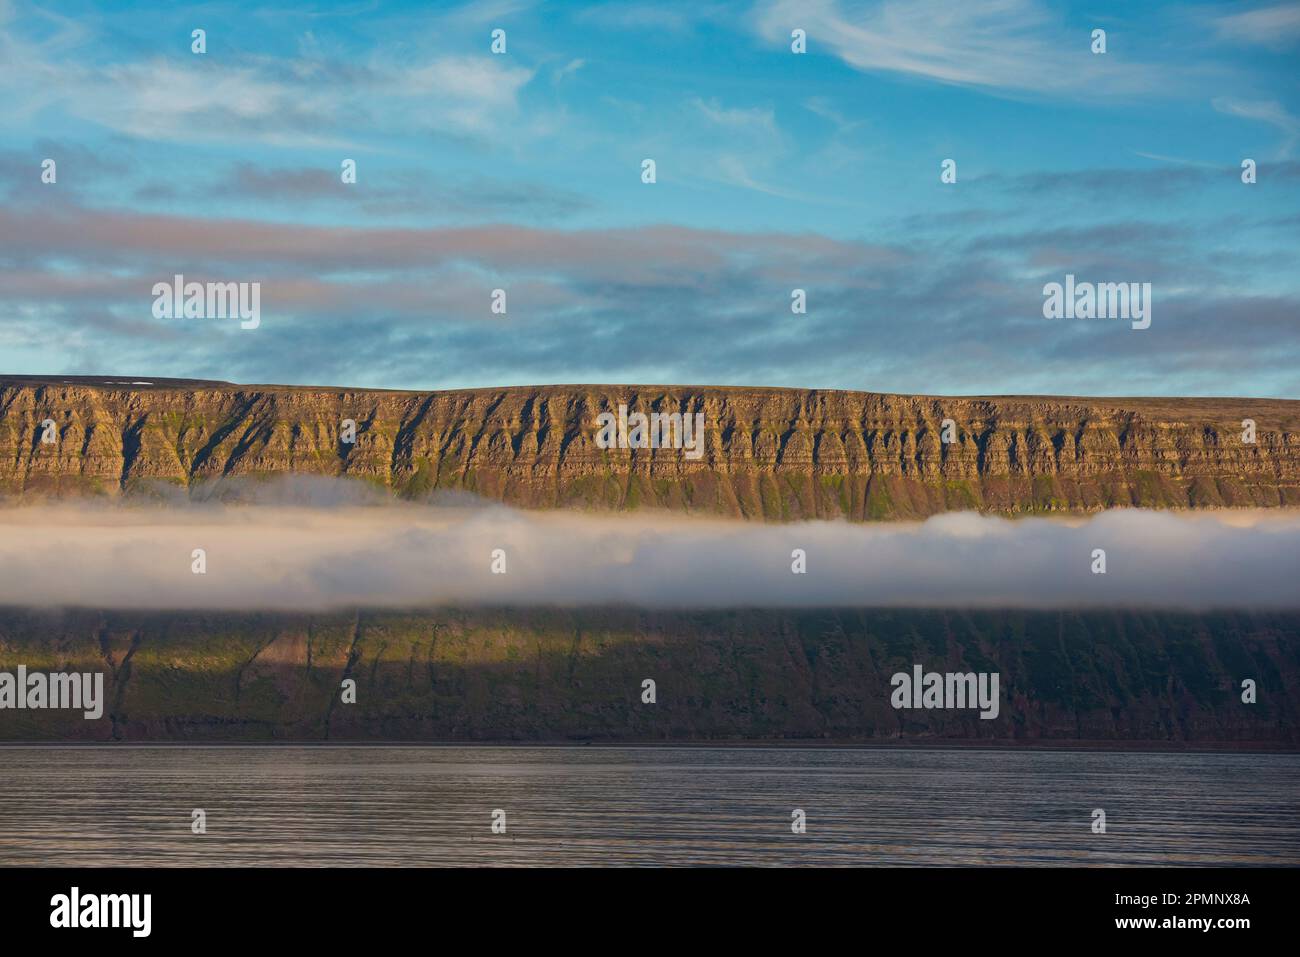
[1,0,1298,397]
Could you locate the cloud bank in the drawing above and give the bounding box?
[1,497,1297,611]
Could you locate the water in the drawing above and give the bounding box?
[1,746,1296,866]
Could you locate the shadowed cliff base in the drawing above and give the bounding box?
[2,379,1298,518]
[1,607,1295,747]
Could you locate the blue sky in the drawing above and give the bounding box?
[1,0,1298,396]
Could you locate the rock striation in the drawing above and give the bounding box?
[2,376,1298,519]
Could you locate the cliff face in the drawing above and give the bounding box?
[1,607,1294,745]
[2,377,1299,519]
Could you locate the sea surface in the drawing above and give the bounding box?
[1,746,1296,866]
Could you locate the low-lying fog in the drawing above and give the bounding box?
[1,480,1297,611]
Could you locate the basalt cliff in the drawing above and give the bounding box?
[2,376,1299,518]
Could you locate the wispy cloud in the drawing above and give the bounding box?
[1212,96,1300,159]
[1213,3,1300,50]
[575,3,726,33]
[202,162,593,220]
[692,97,779,135]
[803,97,865,135]
[398,55,534,134]
[552,57,585,84]
[755,0,1166,98]
[710,155,818,201]
[0,9,537,146]
[1131,151,1225,170]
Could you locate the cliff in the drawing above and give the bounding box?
[1,607,1294,746]
[2,376,1299,519]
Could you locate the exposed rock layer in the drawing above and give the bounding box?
[2,377,1298,519]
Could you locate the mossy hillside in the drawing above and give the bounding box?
[1,607,1294,744]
